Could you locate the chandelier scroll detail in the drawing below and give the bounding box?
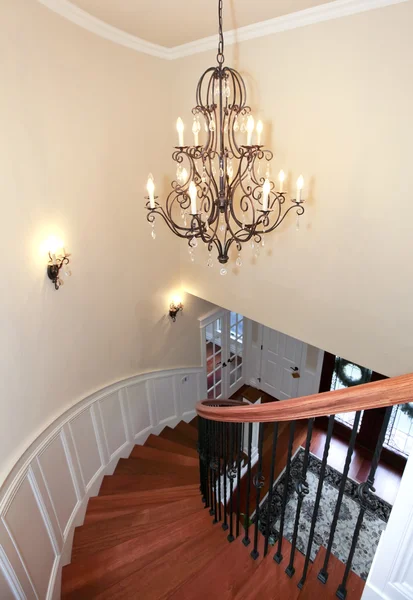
[144,0,305,275]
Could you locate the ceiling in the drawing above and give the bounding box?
[70,0,336,48]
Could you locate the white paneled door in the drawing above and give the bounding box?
[261,328,304,400]
[204,310,245,399]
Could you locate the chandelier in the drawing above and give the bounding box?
[145,0,305,275]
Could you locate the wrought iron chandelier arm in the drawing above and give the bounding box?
[254,202,305,235]
[147,206,197,240]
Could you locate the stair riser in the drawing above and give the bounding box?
[130,445,198,467]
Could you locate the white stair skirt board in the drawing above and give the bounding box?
[0,366,203,600]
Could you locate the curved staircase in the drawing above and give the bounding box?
[61,418,365,599]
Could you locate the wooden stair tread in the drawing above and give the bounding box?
[62,508,214,599]
[159,426,197,449]
[114,457,199,477]
[175,420,199,442]
[234,539,304,600]
[298,546,365,600]
[168,534,266,600]
[64,417,368,600]
[83,484,199,524]
[98,472,197,495]
[129,444,198,466]
[89,521,227,600]
[145,434,198,459]
[71,497,202,562]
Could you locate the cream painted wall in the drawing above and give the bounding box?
[173,1,413,378]
[0,0,213,486]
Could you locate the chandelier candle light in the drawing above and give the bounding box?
[144,0,305,275]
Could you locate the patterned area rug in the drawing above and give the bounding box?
[258,448,392,580]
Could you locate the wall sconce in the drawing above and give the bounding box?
[46,238,71,290]
[169,299,183,322]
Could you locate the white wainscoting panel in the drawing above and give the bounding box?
[0,519,35,599]
[180,372,201,420]
[68,407,102,491]
[0,557,17,600]
[152,376,178,427]
[97,391,128,460]
[0,366,203,600]
[125,381,152,439]
[36,433,78,541]
[3,475,56,599]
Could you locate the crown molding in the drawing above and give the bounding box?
[38,0,170,59]
[168,0,409,59]
[38,0,409,61]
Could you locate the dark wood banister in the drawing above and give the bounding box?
[196,373,413,422]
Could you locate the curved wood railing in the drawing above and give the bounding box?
[195,373,413,599]
[196,372,413,422]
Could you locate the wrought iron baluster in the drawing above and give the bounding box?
[274,421,296,564]
[218,421,222,522]
[243,422,253,547]
[208,419,214,513]
[251,422,265,560]
[227,422,235,542]
[336,406,392,600]
[212,420,218,523]
[236,423,243,538]
[285,418,314,577]
[222,422,229,531]
[203,418,210,509]
[199,417,207,503]
[298,415,335,588]
[264,422,279,557]
[318,411,362,584]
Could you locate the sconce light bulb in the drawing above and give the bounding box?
[47,236,64,257]
[147,173,155,195]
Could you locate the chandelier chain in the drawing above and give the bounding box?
[217,0,224,65]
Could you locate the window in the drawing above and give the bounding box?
[331,357,371,429]
[384,404,413,457]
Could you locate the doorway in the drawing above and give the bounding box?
[261,328,304,400]
[201,309,245,400]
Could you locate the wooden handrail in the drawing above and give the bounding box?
[196,373,413,422]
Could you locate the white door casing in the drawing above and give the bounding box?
[261,328,304,400]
